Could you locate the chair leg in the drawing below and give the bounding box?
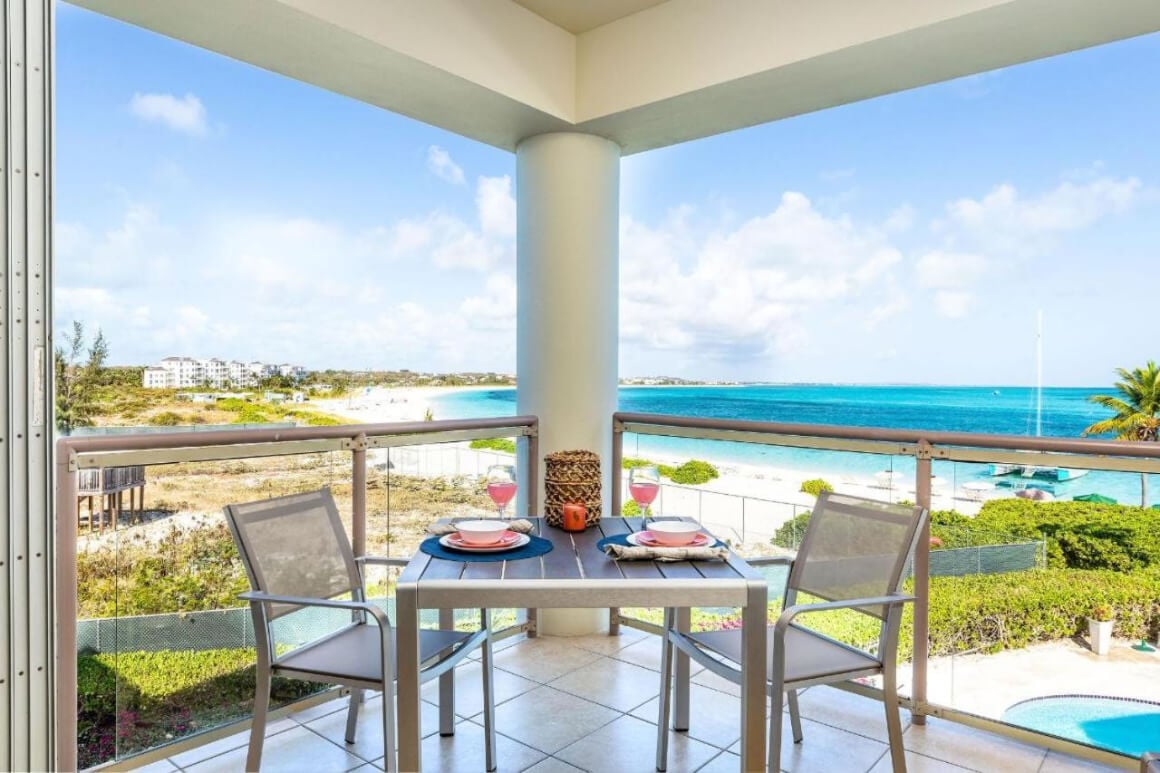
[247,664,272,772]
[345,688,363,744]
[382,662,398,772]
[787,688,804,743]
[765,687,784,770]
[655,608,675,772]
[882,663,907,773]
[479,609,497,771]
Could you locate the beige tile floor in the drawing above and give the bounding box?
[132,630,1124,773]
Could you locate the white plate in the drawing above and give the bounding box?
[626,531,711,548]
[439,532,530,553]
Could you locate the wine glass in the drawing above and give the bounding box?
[485,464,518,519]
[628,465,661,517]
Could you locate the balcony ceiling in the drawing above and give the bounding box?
[72,0,1160,154]
[511,0,668,34]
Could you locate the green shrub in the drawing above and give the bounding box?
[926,567,1160,655]
[78,648,319,768]
[969,499,1160,570]
[148,411,183,426]
[469,438,516,454]
[622,499,642,516]
[621,457,654,469]
[799,478,833,497]
[662,460,719,485]
[77,521,248,618]
[772,511,811,548]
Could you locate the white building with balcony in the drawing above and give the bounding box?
[143,357,306,388]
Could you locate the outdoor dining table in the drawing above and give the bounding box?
[395,516,768,771]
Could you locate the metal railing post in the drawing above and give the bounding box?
[54,445,79,772]
[610,418,623,518]
[351,433,367,557]
[913,440,933,725]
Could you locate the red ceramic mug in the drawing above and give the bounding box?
[562,502,587,532]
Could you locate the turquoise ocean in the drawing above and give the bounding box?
[433,385,1156,507]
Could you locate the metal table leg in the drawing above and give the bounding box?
[741,581,767,771]
[396,584,422,771]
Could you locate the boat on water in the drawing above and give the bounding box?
[984,463,1088,482]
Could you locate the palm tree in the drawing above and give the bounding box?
[1082,361,1160,506]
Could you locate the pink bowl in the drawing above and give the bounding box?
[455,519,509,545]
[646,521,702,546]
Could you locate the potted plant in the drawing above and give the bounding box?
[1088,604,1114,655]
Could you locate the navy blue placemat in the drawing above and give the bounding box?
[596,534,724,551]
[419,534,553,563]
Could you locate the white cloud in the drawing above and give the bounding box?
[934,291,972,318]
[620,192,904,359]
[477,176,516,239]
[426,145,465,185]
[938,176,1140,258]
[129,92,209,137]
[915,250,988,289]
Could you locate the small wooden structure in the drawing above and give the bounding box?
[77,466,146,534]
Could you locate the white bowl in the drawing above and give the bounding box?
[646,521,702,546]
[455,519,509,545]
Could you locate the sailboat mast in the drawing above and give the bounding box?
[1036,310,1043,437]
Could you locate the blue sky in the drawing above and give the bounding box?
[56,5,1160,386]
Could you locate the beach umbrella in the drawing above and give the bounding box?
[1073,493,1117,505]
[1016,488,1055,502]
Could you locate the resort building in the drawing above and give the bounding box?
[3,1,1159,772]
[142,356,307,389]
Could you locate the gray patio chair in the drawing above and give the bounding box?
[224,487,496,772]
[655,491,927,772]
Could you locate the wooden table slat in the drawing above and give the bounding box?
[538,524,582,579]
[421,557,467,581]
[572,522,623,580]
[460,560,504,580]
[397,550,432,584]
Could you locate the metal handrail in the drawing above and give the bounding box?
[53,415,538,773]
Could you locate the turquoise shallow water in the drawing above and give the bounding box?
[1002,696,1160,757]
[432,385,1156,506]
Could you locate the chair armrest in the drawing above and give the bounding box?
[747,556,794,566]
[238,591,391,628]
[356,555,412,568]
[774,593,914,636]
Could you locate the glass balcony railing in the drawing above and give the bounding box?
[57,412,1160,768]
[59,417,538,770]
[610,412,1160,767]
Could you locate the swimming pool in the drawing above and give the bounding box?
[1002,695,1160,758]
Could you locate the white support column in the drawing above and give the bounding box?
[516,132,619,636]
[2,0,54,768]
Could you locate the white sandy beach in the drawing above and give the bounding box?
[312,384,496,424]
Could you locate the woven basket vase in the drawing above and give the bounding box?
[543,450,602,527]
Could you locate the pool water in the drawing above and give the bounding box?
[1002,695,1160,758]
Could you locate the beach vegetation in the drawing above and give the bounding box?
[147,411,185,426]
[77,648,319,768]
[622,499,642,516]
[621,457,654,469]
[55,320,109,433]
[1082,360,1160,506]
[799,478,833,497]
[659,459,719,485]
[469,438,516,454]
[965,499,1160,570]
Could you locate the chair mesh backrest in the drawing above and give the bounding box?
[788,491,926,619]
[224,488,359,619]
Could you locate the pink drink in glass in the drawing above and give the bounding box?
[487,481,518,509]
[629,482,660,507]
